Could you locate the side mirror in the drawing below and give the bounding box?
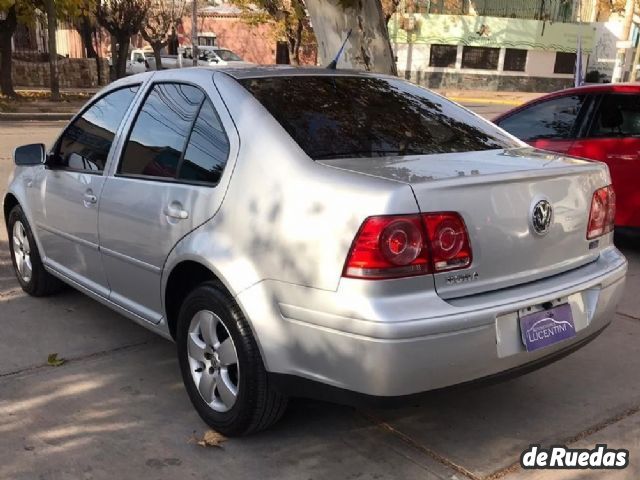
[136,57,145,63]
[14,143,45,166]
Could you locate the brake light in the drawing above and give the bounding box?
[423,213,473,272]
[343,212,472,280]
[587,185,616,240]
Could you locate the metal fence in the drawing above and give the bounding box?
[401,0,599,22]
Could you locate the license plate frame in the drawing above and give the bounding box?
[519,303,576,352]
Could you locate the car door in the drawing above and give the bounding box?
[30,85,140,295]
[496,94,589,154]
[98,79,235,323]
[568,92,640,228]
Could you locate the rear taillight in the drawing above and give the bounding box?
[587,185,616,240]
[343,212,472,280]
[423,213,473,272]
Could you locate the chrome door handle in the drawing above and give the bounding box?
[84,192,97,204]
[164,204,189,220]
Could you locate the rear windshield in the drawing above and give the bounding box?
[240,75,518,160]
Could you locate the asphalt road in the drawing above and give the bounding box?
[1,114,640,480]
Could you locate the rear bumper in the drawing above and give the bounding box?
[238,247,627,399]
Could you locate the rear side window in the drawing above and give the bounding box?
[240,76,516,160]
[55,85,138,172]
[120,83,204,178]
[178,100,229,184]
[590,94,640,137]
[498,95,585,141]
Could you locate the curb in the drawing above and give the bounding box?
[446,96,524,106]
[0,112,73,121]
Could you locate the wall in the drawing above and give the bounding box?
[395,43,581,92]
[11,58,110,88]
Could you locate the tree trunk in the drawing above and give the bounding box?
[304,0,397,75]
[45,0,60,100]
[110,35,117,81]
[153,44,162,70]
[115,36,129,78]
[0,5,17,97]
[79,16,97,58]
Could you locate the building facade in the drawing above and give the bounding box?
[390,0,618,91]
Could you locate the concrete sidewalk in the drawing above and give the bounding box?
[433,89,544,106]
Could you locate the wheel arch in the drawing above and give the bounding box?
[164,260,224,340]
[3,192,19,229]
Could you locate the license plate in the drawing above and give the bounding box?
[520,303,576,352]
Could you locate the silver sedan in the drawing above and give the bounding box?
[4,67,627,436]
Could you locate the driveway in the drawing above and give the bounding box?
[1,120,639,480]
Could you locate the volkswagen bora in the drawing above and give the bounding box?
[4,68,627,436]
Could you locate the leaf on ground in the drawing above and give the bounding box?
[47,353,65,367]
[194,430,226,448]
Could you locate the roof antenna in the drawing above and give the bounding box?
[326,29,353,69]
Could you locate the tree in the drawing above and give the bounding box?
[0,3,18,96]
[45,0,60,99]
[141,0,185,70]
[304,0,397,74]
[1,0,90,97]
[97,0,150,78]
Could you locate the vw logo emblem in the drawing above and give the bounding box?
[531,200,553,236]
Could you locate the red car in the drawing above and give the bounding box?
[494,84,640,231]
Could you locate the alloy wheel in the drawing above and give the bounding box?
[187,310,240,413]
[12,220,32,283]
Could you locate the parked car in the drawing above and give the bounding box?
[145,53,183,70]
[494,84,640,232]
[182,46,253,67]
[126,49,148,75]
[4,68,627,436]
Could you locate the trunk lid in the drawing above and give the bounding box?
[319,147,612,298]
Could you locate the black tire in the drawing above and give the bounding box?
[176,281,288,436]
[7,205,63,297]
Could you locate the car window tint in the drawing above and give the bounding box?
[498,95,585,141]
[178,99,229,185]
[590,94,640,137]
[56,85,138,172]
[240,76,517,160]
[120,83,204,178]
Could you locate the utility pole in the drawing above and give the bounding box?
[612,0,634,83]
[191,0,198,66]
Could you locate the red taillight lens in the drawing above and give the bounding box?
[423,213,473,272]
[343,215,430,279]
[343,212,472,280]
[587,185,616,240]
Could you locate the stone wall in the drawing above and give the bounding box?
[401,70,574,92]
[10,57,110,88]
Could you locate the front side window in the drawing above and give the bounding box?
[589,94,640,137]
[215,49,242,62]
[241,76,517,160]
[119,83,204,179]
[55,85,139,172]
[498,95,585,141]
